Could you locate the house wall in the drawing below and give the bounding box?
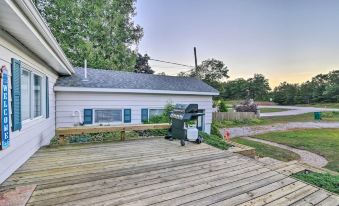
[0,30,58,183]
[55,92,213,134]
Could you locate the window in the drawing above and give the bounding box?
[34,74,42,117]
[21,70,30,121]
[94,109,122,123]
[149,109,165,118]
[20,66,44,121]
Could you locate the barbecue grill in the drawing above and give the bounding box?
[166,104,204,146]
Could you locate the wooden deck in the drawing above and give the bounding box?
[1,139,338,206]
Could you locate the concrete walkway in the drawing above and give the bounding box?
[220,122,339,138]
[241,137,328,168]
[259,105,339,117]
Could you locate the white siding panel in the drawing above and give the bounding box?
[56,92,213,134]
[0,31,57,183]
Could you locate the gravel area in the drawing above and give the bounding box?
[259,105,339,117]
[241,137,328,168]
[220,122,339,138]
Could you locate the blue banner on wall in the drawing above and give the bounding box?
[1,66,10,150]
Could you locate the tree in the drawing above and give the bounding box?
[247,74,271,100]
[192,59,229,84]
[218,100,228,112]
[297,81,314,104]
[134,53,154,74]
[273,82,299,105]
[220,78,248,99]
[179,58,229,94]
[35,0,143,71]
[323,84,339,102]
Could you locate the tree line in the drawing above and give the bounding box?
[273,70,339,105]
[35,0,338,105]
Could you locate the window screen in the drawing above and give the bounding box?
[149,109,165,118]
[21,70,30,121]
[94,109,122,123]
[33,74,42,117]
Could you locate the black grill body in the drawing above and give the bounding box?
[168,104,204,145]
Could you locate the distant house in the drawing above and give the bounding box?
[55,67,218,131]
[0,1,218,183]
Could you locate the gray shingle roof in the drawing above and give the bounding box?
[55,68,219,94]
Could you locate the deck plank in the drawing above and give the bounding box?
[118,171,281,206]
[0,138,337,206]
[29,159,256,204]
[316,195,339,206]
[206,177,297,206]
[290,189,330,206]
[265,185,319,206]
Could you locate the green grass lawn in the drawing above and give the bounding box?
[259,108,290,113]
[233,138,300,162]
[296,102,339,109]
[292,171,339,194]
[254,128,339,172]
[213,111,339,128]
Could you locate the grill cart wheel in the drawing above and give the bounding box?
[196,135,203,144]
[180,139,185,146]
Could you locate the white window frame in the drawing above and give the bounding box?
[93,108,123,125]
[21,64,46,124]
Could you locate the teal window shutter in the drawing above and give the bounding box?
[124,109,131,123]
[46,76,49,118]
[141,108,148,123]
[11,58,22,131]
[83,109,93,124]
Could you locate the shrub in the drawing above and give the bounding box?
[146,103,174,124]
[199,132,230,150]
[137,129,168,137]
[292,171,339,194]
[218,100,228,112]
[49,131,155,145]
[211,122,223,138]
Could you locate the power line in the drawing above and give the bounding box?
[149,58,194,68]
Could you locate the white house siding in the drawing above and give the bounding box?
[0,30,58,183]
[56,92,213,134]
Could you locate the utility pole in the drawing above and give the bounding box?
[194,47,198,70]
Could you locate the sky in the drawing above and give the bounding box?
[134,0,339,87]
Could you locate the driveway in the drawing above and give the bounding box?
[220,122,339,138]
[258,105,339,117]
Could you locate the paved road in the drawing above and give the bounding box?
[258,105,339,117]
[220,122,339,138]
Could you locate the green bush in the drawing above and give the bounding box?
[199,132,230,150]
[211,122,223,138]
[137,129,168,137]
[145,103,174,124]
[218,100,228,112]
[147,115,169,124]
[292,171,339,194]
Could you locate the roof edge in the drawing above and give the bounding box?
[7,0,74,74]
[54,86,219,96]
